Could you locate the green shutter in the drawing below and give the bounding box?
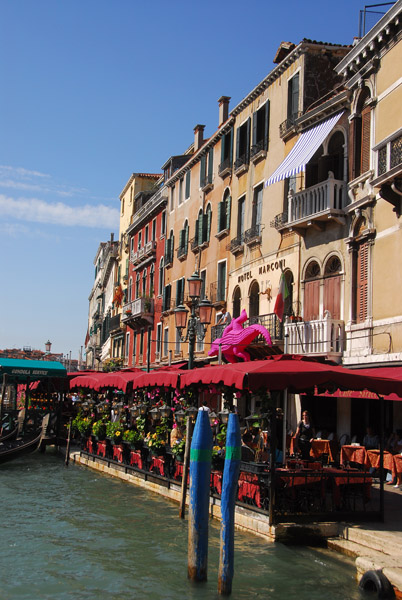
[194,218,199,244]
[200,155,206,187]
[221,134,225,164]
[264,100,270,150]
[207,208,211,241]
[208,147,214,183]
[246,117,251,163]
[185,224,189,249]
[198,214,204,244]
[185,170,191,199]
[235,126,241,160]
[226,195,231,230]
[229,129,233,164]
[217,201,223,232]
[252,111,258,147]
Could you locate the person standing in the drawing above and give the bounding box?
[295,410,316,460]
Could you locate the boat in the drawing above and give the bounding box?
[0,427,18,443]
[0,415,49,465]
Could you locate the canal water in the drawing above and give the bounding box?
[0,453,364,600]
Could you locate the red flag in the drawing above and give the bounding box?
[274,274,289,322]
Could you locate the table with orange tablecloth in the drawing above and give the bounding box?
[365,449,394,473]
[130,450,143,470]
[393,454,402,479]
[325,467,372,507]
[309,439,338,462]
[340,445,367,467]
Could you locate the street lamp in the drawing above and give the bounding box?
[174,271,213,370]
[45,340,52,354]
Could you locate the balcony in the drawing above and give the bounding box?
[210,323,227,343]
[121,297,154,328]
[177,245,188,261]
[279,111,302,139]
[234,153,249,176]
[109,314,121,333]
[145,240,156,256]
[227,234,244,255]
[284,315,345,362]
[164,249,174,268]
[210,281,226,307]
[274,175,347,234]
[131,251,139,264]
[244,313,283,343]
[244,225,261,246]
[218,157,232,179]
[201,173,213,194]
[250,138,267,164]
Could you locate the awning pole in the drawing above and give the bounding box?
[379,395,385,522]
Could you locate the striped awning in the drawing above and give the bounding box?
[265,112,344,186]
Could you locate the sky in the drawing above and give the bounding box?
[0,0,389,359]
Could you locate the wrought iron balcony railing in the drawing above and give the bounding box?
[227,234,244,254]
[210,281,226,305]
[279,111,302,138]
[244,224,261,245]
[270,212,289,230]
[218,157,232,177]
[244,313,283,342]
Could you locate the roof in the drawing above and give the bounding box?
[0,358,67,381]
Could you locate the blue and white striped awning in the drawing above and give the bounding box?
[265,112,344,186]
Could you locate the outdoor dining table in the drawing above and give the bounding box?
[324,467,372,508]
[340,444,367,466]
[290,437,338,462]
[365,449,402,479]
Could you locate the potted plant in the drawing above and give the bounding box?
[72,413,93,438]
[123,429,143,450]
[92,420,107,441]
[171,438,186,462]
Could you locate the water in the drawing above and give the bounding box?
[0,453,363,600]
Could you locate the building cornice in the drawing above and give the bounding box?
[119,173,162,199]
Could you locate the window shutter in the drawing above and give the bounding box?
[176,279,180,306]
[235,126,241,160]
[264,100,270,150]
[208,147,214,183]
[185,224,189,249]
[179,228,184,250]
[221,134,226,164]
[356,242,369,323]
[229,129,233,164]
[252,111,258,146]
[361,107,371,174]
[304,280,320,321]
[200,155,206,187]
[198,214,204,244]
[323,275,341,320]
[246,118,251,163]
[185,170,191,199]
[217,201,223,232]
[194,218,199,245]
[206,208,211,242]
[226,195,231,230]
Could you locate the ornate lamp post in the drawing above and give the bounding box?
[174,271,213,370]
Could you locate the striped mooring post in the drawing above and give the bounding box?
[218,412,241,595]
[188,409,213,582]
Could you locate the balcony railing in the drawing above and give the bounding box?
[279,111,302,138]
[250,138,267,160]
[234,153,249,174]
[288,175,347,226]
[210,281,226,305]
[210,323,227,342]
[244,313,283,342]
[270,212,289,231]
[144,240,156,256]
[109,314,121,333]
[227,234,244,254]
[244,224,261,246]
[122,298,154,326]
[284,315,345,361]
[177,245,188,260]
[218,157,232,178]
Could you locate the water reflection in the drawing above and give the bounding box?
[0,454,361,599]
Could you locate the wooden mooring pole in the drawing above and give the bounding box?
[188,410,213,582]
[179,416,193,519]
[218,412,241,595]
[65,417,72,467]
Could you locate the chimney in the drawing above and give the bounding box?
[194,124,205,152]
[218,96,231,126]
[110,232,114,243]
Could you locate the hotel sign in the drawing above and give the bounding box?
[238,259,285,283]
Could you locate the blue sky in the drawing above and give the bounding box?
[0,0,384,359]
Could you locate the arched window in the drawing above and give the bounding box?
[158,257,164,296]
[135,273,140,299]
[304,261,320,321]
[128,277,133,303]
[142,268,147,297]
[350,86,372,180]
[249,281,260,321]
[283,270,294,318]
[150,264,155,296]
[327,131,345,181]
[352,218,369,323]
[232,286,241,319]
[206,204,212,242]
[323,255,342,320]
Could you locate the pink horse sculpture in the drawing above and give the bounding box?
[208,309,272,363]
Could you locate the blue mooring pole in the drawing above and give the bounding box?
[218,412,241,595]
[188,409,213,582]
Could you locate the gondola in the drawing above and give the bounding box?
[0,429,43,464]
[0,427,18,443]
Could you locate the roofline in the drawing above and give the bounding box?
[119,173,162,199]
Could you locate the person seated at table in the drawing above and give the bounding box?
[295,410,316,460]
[363,426,379,450]
[241,431,255,462]
[388,429,402,454]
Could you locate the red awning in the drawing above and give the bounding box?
[132,369,182,390]
[97,371,139,392]
[178,355,402,395]
[69,375,103,391]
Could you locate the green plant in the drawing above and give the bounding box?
[136,416,146,433]
[72,413,93,437]
[92,420,107,440]
[216,424,227,447]
[106,421,123,441]
[171,438,186,459]
[123,429,143,448]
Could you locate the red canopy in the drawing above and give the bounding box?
[178,355,402,395]
[69,375,102,391]
[97,371,139,392]
[132,369,182,390]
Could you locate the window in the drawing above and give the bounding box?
[130,237,134,254]
[249,281,260,320]
[140,329,144,358]
[161,211,166,236]
[156,323,162,358]
[135,273,140,299]
[200,147,214,189]
[304,261,321,321]
[132,332,137,363]
[158,257,164,296]
[284,175,297,213]
[138,231,142,251]
[145,225,149,245]
[200,269,206,300]
[152,219,156,241]
[178,220,189,259]
[163,283,171,312]
[175,277,185,306]
[237,196,245,238]
[170,185,175,212]
[150,264,155,296]
[377,130,402,177]
[142,268,147,296]
[323,256,342,320]
[194,208,211,248]
[217,189,231,233]
[251,100,270,157]
[217,261,226,302]
[287,73,300,121]
[128,277,133,303]
[163,327,169,357]
[219,128,233,175]
[179,178,184,205]
[175,328,181,355]
[233,286,241,319]
[235,118,251,171]
[251,184,263,230]
[165,230,174,266]
[185,171,191,200]
[125,333,130,358]
[350,87,372,180]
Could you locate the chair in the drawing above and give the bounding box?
[351,435,358,444]
[315,431,322,439]
[339,433,350,446]
[328,432,335,441]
